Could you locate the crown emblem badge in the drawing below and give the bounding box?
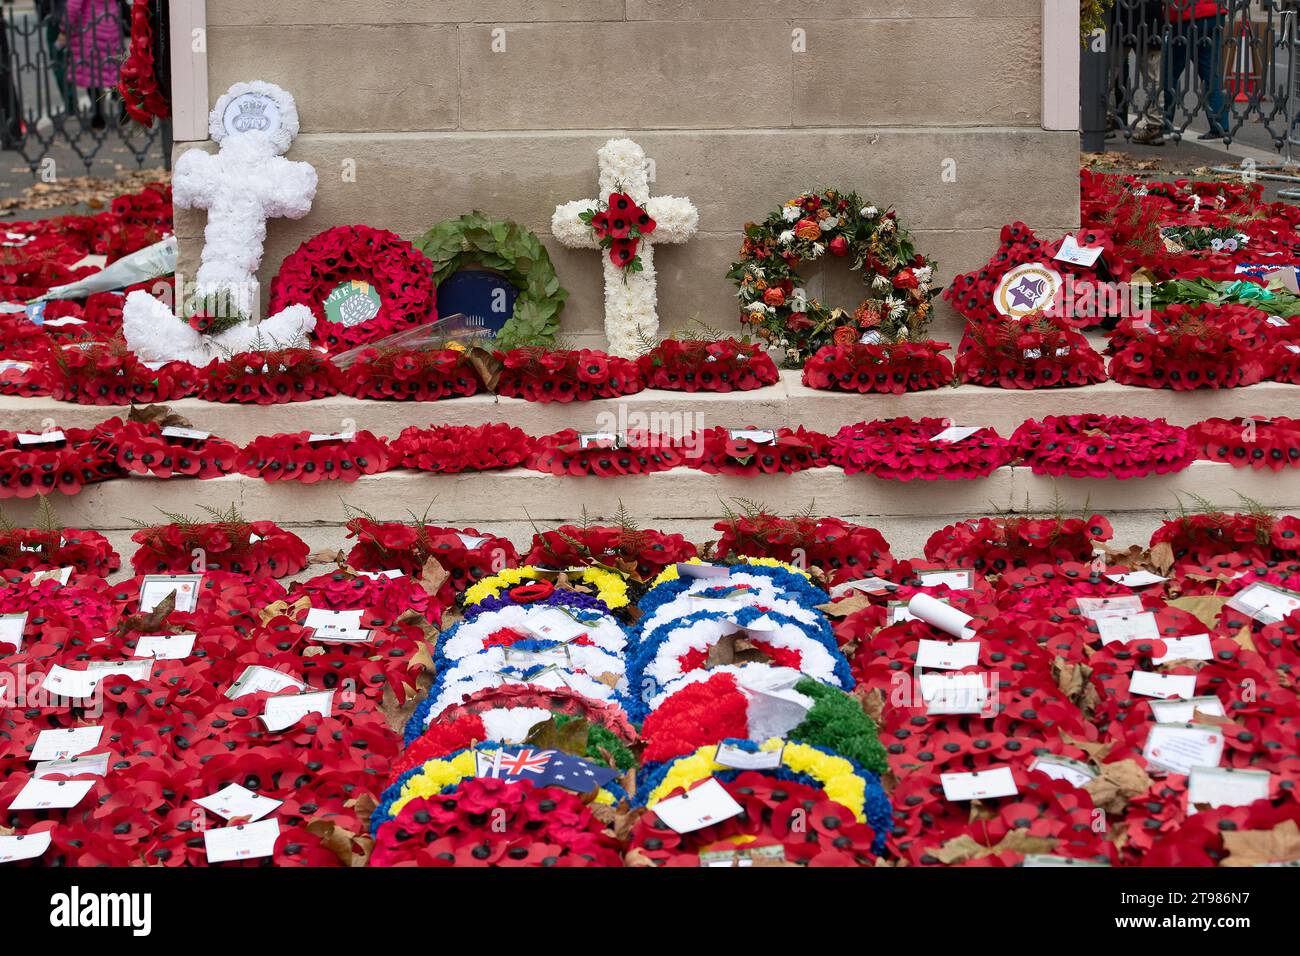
[232,97,272,133]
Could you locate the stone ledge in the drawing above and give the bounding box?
[2,462,1294,536]
[3,374,1299,444]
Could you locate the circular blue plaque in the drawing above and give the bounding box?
[436,268,519,336]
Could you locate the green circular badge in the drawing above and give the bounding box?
[324,281,382,327]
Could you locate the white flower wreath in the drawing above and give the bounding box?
[442,606,628,662]
[420,671,619,729]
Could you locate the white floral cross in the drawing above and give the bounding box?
[552,138,698,357]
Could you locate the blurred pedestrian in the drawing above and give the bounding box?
[1163,0,1231,139]
[65,0,123,130]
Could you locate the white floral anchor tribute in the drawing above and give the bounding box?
[551,138,699,357]
[123,81,319,364]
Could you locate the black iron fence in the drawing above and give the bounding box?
[0,1,170,176]
[1083,0,1297,150]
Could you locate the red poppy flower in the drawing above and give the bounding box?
[609,238,638,268]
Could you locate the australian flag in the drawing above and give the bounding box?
[475,747,618,795]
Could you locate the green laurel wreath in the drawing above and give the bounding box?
[415,211,568,351]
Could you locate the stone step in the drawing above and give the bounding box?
[4,373,1299,444]
[5,460,1297,561]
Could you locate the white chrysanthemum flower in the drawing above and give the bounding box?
[861,206,878,218]
[914,266,933,284]
[872,274,891,292]
[746,301,769,314]
[782,204,802,222]
[820,216,839,232]
[812,242,825,256]
[778,230,795,246]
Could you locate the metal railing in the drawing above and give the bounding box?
[1084,0,1295,150]
[0,1,170,177]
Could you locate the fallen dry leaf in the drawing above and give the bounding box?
[817,594,875,618]
[1052,658,1101,720]
[466,346,504,391]
[258,596,311,627]
[1101,544,1149,571]
[622,847,658,867]
[346,793,377,835]
[115,591,176,637]
[127,404,190,428]
[589,802,643,843]
[419,555,451,598]
[394,609,440,647]
[0,168,170,217]
[1167,595,1228,630]
[1062,732,1115,764]
[1230,624,1257,652]
[306,818,373,867]
[1148,541,1176,576]
[524,716,590,756]
[855,686,885,726]
[1085,759,1152,815]
[932,829,1057,864]
[1221,819,1300,867]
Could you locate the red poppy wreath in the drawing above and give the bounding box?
[636,338,780,392]
[712,512,896,584]
[830,418,1012,481]
[1189,416,1300,471]
[1106,304,1273,390]
[268,225,437,354]
[90,418,240,479]
[1011,415,1194,479]
[199,349,339,404]
[954,314,1106,389]
[129,519,310,578]
[495,348,644,403]
[333,346,481,401]
[1272,342,1300,385]
[46,344,199,405]
[118,0,170,126]
[237,431,392,484]
[801,340,953,395]
[924,514,1114,571]
[686,426,831,476]
[0,427,119,499]
[0,356,49,398]
[389,423,534,474]
[526,429,684,477]
[0,527,119,577]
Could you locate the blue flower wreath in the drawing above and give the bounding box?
[636,563,829,624]
[622,604,853,721]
